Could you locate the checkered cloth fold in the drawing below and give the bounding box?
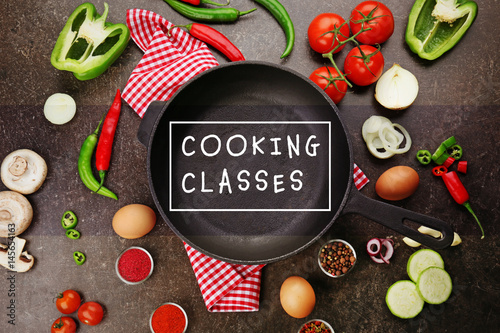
[122,9,369,312]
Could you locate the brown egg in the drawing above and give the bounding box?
[376,166,419,201]
[280,276,316,318]
[112,204,156,239]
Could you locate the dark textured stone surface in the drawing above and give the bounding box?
[1,0,499,332]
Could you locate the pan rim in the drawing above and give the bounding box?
[145,61,355,264]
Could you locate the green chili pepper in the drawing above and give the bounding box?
[447,144,463,159]
[61,210,78,229]
[73,251,86,265]
[431,136,457,165]
[253,0,295,59]
[163,0,256,22]
[78,118,118,200]
[416,149,432,165]
[66,229,81,240]
[406,0,478,60]
[51,2,130,80]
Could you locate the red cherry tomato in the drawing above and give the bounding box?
[55,290,81,314]
[309,66,348,104]
[308,13,350,54]
[344,45,385,86]
[51,317,77,333]
[78,301,104,326]
[350,1,394,45]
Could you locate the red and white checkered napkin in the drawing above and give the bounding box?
[184,242,265,312]
[121,8,369,312]
[122,9,219,118]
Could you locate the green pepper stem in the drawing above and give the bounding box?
[463,201,485,239]
[239,8,257,16]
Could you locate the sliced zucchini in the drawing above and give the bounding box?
[407,249,444,282]
[386,280,424,319]
[416,267,453,304]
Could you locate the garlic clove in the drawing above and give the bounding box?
[375,64,419,110]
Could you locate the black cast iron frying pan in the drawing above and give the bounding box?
[138,61,453,264]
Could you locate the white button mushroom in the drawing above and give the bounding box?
[1,149,47,194]
[0,237,35,272]
[0,191,33,237]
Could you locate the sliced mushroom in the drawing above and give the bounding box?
[1,149,47,194]
[0,237,35,272]
[0,191,33,237]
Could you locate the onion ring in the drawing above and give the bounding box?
[367,238,395,264]
[378,123,412,154]
[367,238,382,256]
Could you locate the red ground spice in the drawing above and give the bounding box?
[117,248,152,282]
[151,304,186,333]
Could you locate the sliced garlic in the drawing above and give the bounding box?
[375,64,419,110]
[403,237,421,247]
[418,226,443,239]
[451,232,462,246]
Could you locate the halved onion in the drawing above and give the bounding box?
[375,64,419,110]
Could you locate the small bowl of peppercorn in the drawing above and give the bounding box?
[298,319,334,333]
[318,239,357,278]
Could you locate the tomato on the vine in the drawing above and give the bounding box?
[78,301,104,326]
[344,45,385,86]
[51,317,77,333]
[350,1,394,45]
[309,66,348,104]
[308,13,350,54]
[55,290,81,314]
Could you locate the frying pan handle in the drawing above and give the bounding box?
[343,185,454,249]
[137,101,165,147]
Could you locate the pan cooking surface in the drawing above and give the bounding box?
[148,62,352,264]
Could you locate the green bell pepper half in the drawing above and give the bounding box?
[50,2,130,80]
[405,0,478,60]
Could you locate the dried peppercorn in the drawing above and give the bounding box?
[319,241,356,276]
[299,320,332,333]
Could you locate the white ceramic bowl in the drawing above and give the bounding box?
[115,246,154,285]
[298,319,334,333]
[318,239,357,278]
[150,302,188,333]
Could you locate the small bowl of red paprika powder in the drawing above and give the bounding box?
[116,246,154,285]
[150,302,188,333]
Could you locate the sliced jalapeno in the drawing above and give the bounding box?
[441,136,457,149]
[431,145,450,165]
[73,251,86,265]
[447,144,463,160]
[66,229,81,240]
[61,211,78,229]
[416,149,432,165]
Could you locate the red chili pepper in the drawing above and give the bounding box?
[96,89,122,189]
[457,160,468,174]
[443,156,455,168]
[180,0,230,5]
[173,23,245,62]
[442,171,484,239]
[432,165,447,177]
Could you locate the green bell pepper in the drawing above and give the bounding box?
[50,2,130,80]
[405,0,478,60]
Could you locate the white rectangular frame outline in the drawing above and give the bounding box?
[169,121,331,212]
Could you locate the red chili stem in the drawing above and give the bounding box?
[173,23,245,62]
[95,89,122,188]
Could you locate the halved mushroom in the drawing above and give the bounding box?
[1,149,47,194]
[0,191,33,237]
[0,237,35,272]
